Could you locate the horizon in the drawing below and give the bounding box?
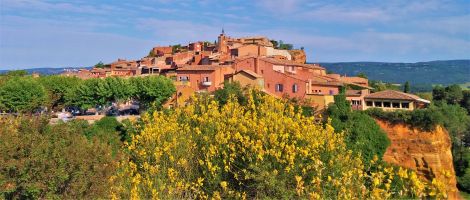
[1,0,470,70]
[1,59,470,71]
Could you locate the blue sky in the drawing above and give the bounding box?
[0,0,469,69]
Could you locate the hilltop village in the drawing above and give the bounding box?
[63,30,430,111]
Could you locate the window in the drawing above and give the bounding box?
[203,77,209,82]
[267,83,270,88]
[366,101,373,106]
[292,84,298,93]
[392,102,400,108]
[179,76,189,81]
[383,102,391,108]
[275,84,283,92]
[261,70,264,74]
[351,100,360,105]
[329,90,334,95]
[374,101,382,107]
[402,102,410,109]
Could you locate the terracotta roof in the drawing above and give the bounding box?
[310,81,343,87]
[237,70,263,78]
[339,76,368,84]
[260,57,324,70]
[344,82,374,89]
[177,65,231,71]
[346,90,362,96]
[365,90,430,103]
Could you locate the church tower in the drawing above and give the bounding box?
[217,29,228,54]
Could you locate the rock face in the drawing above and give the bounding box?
[288,50,306,64]
[375,119,461,199]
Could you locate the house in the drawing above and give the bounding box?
[175,65,234,92]
[230,70,264,90]
[152,46,173,57]
[232,56,343,109]
[363,90,430,111]
[345,89,370,110]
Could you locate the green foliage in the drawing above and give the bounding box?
[0,77,47,113]
[365,107,445,131]
[326,94,390,163]
[404,81,410,93]
[65,78,102,109]
[129,76,176,109]
[278,40,293,50]
[416,92,433,101]
[94,61,105,68]
[270,40,279,48]
[172,44,182,53]
[214,81,247,106]
[357,72,368,79]
[369,80,400,92]
[4,70,28,77]
[148,50,156,57]
[320,60,470,85]
[446,84,464,104]
[0,116,121,199]
[462,90,470,114]
[433,84,464,105]
[64,76,175,110]
[38,76,82,110]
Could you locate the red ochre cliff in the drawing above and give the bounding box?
[375,119,461,199]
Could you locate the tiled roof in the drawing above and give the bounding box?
[346,90,362,96]
[177,65,231,71]
[260,57,325,70]
[237,70,263,78]
[310,81,343,87]
[339,76,368,84]
[365,90,430,103]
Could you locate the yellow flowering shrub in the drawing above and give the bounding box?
[110,92,448,199]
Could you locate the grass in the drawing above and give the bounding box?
[461,191,470,200]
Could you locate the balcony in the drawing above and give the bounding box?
[201,81,212,86]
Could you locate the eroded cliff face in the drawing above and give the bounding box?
[375,119,460,199]
[288,50,306,64]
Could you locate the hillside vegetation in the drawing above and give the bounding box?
[321,60,470,85]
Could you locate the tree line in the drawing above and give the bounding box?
[0,72,176,113]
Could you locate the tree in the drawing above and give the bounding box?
[432,85,446,102]
[0,116,121,199]
[94,61,105,69]
[0,77,47,113]
[461,90,470,114]
[445,84,463,104]
[129,76,175,109]
[214,81,247,106]
[326,94,390,163]
[356,72,368,79]
[147,50,156,57]
[404,81,410,93]
[5,70,28,77]
[270,40,279,48]
[65,78,99,109]
[38,76,81,111]
[172,44,182,53]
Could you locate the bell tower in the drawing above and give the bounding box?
[217,29,227,54]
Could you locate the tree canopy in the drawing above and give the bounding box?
[0,77,47,113]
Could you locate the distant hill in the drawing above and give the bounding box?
[319,60,470,85]
[0,67,92,75]
[2,60,469,86]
